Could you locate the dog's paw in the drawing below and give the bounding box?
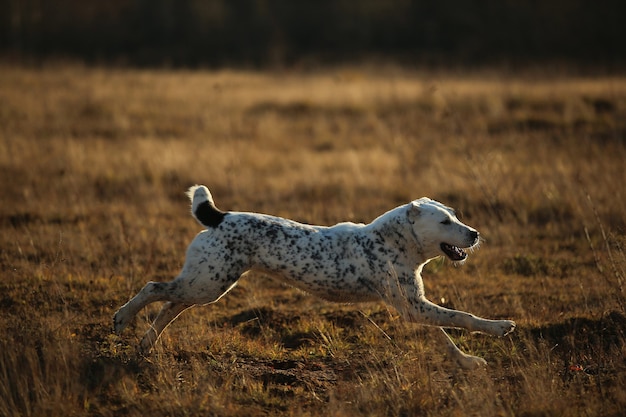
[139,332,157,355]
[113,307,131,334]
[496,320,516,337]
[457,353,488,370]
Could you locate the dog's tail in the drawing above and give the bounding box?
[187,185,227,228]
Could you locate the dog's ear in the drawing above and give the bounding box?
[407,198,434,222]
[407,201,422,222]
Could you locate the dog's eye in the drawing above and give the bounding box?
[441,218,451,225]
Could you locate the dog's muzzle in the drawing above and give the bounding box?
[440,231,478,261]
[440,243,468,261]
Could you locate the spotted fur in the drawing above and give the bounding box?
[113,185,515,369]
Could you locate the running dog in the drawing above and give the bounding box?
[113,185,515,369]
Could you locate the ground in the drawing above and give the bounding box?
[1,65,625,416]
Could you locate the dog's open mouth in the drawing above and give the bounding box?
[440,243,468,261]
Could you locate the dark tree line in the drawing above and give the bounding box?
[1,0,624,67]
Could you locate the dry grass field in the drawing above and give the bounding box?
[1,64,625,416]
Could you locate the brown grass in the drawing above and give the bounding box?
[1,64,625,416]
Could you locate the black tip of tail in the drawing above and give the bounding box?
[195,200,227,228]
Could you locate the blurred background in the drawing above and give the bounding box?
[1,0,625,69]
[2,2,626,416]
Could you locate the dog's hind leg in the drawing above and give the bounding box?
[113,281,181,334]
[440,328,487,369]
[139,302,193,353]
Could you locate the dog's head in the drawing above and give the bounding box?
[406,198,480,263]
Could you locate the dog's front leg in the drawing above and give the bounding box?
[390,293,515,337]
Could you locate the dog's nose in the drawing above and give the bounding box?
[469,230,479,242]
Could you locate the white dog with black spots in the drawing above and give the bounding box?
[114,185,515,369]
